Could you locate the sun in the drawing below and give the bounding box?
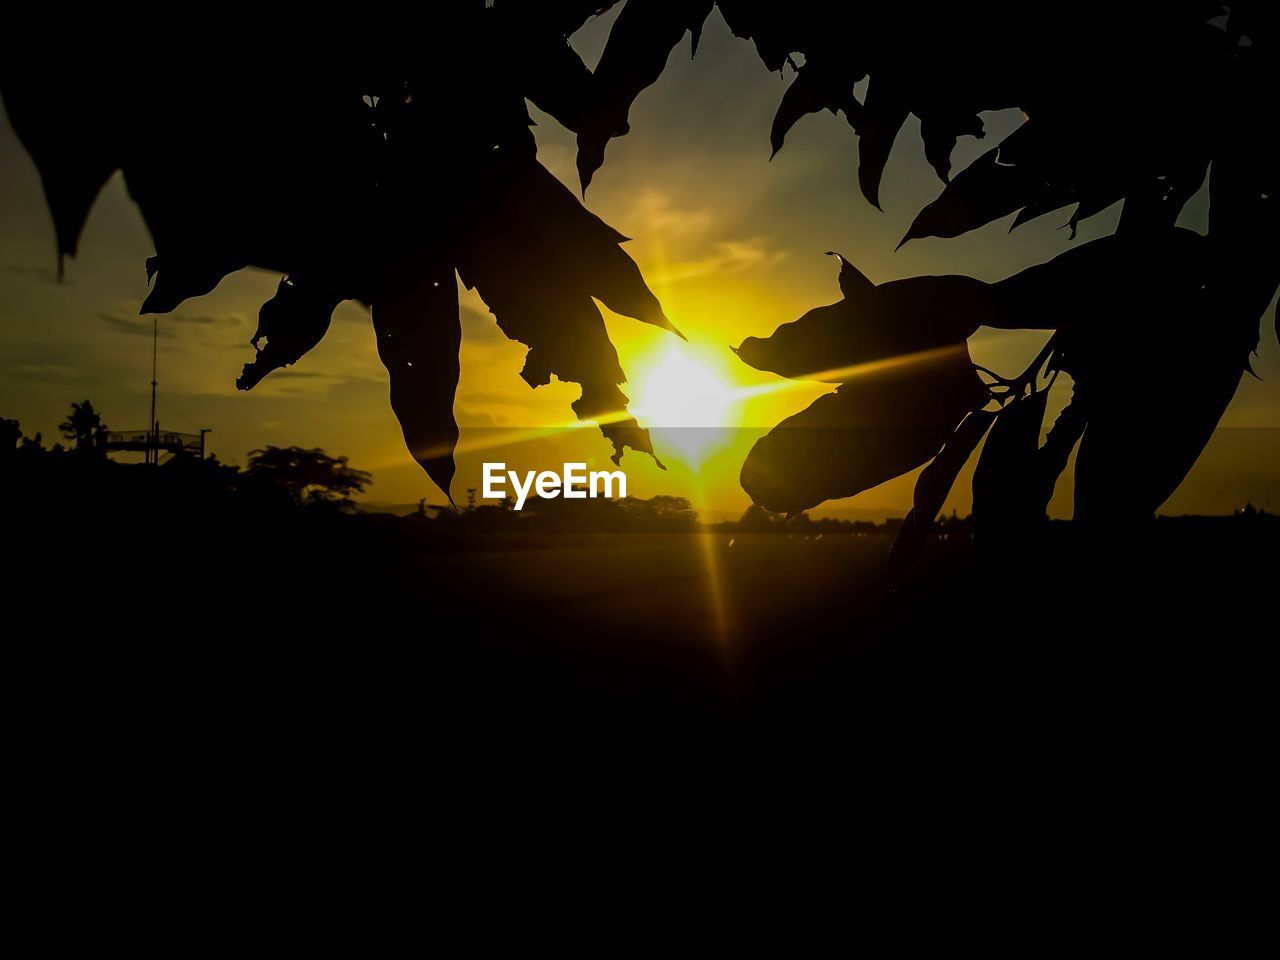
[630,343,735,428]
[627,342,739,466]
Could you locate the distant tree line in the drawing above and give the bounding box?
[3,401,371,512]
[5,400,1271,541]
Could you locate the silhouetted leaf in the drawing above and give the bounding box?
[770,65,862,158]
[918,109,984,184]
[735,255,992,382]
[1007,187,1076,232]
[142,254,248,316]
[1063,192,1119,238]
[741,344,987,514]
[1031,386,1088,511]
[520,33,598,135]
[372,264,461,504]
[2,78,119,271]
[1207,102,1280,342]
[1059,223,1264,524]
[1116,160,1210,235]
[856,77,909,211]
[576,0,714,192]
[972,388,1050,549]
[900,146,1039,247]
[889,408,996,568]
[1073,328,1247,526]
[828,250,874,300]
[770,69,825,158]
[455,161,677,463]
[237,277,341,392]
[990,229,1206,332]
[916,409,998,523]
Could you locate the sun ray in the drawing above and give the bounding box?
[364,340,972,475]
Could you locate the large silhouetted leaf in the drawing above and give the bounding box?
[856,77,909,211]
[237,278,342,392]
[1207,77,1280,345]
[1059,225,1269,524]
[741,345,988,514]
[505,9,600,134]
[736,254,994,382]
[2,77,119,270]
[1072,324,1248,526]
[455,160,677,463]
[372,264,461,504]
[990,229,1207,331]
[142,254,248,317]
[576,0,714,192]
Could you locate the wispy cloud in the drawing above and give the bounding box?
[99,312,175,337]
[655,237,787,284]
[168,312,244,327]
[1,263,66,284]
[622,191,787,285]
[627,190,714,240]
[98,308,244,338]
[0,360,80,382]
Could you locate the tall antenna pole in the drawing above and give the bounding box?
[149,315,158,465]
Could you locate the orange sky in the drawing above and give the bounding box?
[2,7,1277,519]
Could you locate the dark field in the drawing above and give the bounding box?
[11,459,1275,777]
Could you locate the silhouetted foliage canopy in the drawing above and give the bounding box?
[2,1,1276,561]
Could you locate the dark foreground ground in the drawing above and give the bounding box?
[9,460,1275,795]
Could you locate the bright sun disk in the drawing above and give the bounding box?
[629,343,739,466]
[631,343,735,428]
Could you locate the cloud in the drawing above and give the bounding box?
[0,264,65,284]
[98,312,176,337]
[655,237,788,284]
[619,191,787,284]
[460,388,527,407]
[0,361,80,382]
[456,407,500,427]
[265,369,333,380]
[626,191,714,240]
[168,312,245,327]
[98,308,244,338]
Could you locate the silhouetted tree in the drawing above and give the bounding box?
[736,504,775,532]
[1,418,20,459]
[245,446,372,511]
[58,401,107,459]
[618,495,697,528]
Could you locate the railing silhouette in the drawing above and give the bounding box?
[105,428,207,460]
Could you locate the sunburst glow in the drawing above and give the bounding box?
[628,342,739,466]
